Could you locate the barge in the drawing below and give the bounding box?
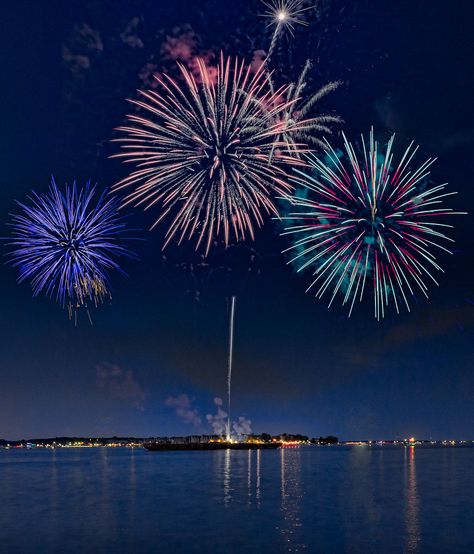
[143,441,281,451]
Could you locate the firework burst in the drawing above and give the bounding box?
[269,59,342,157]
[281,129,464,319]
[261,0,312,60]
[8,179,133,321]
[113,54,306,255]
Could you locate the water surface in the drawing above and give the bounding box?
[1,445,473,553]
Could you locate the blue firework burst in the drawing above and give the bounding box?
[8,178,133,318]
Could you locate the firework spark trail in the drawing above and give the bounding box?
[268,59,342,158]
[261,0,311,61]
[226,295,236,441]
[281,129,465,319]
[8,178,133,320]
[113,54,308,255]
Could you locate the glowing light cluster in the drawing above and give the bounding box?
[261,0,310,36]
[261,0,311,59]
[281,129,464,319]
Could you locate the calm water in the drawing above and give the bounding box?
[1,445,473,553]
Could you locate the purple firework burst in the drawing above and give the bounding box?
[8,178,133,319]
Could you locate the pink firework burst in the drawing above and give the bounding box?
[113,54,307,255]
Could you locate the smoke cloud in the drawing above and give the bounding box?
[233,416,252,438]
[164,394,253,437]
[206,397,252,437]
[206,397,228,435]
[96,363,146,411]
[160,26,217,84]
[165,394,202,428]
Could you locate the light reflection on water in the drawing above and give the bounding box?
[343,443,381,550]
[0,446,473,553]
[223,448,232,505]
[247,449,252,502]
[405,446,420,552]
[256,449,261,504]
[279,448,306,551]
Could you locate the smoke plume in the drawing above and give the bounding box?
[165,394,202,428]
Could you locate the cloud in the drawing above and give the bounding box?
[160,26,217,84]
[96,363,146,411]
[120,17,144,49]
[138,62,161,89]
[165,394,202,428]
[62,23,103,78]
[384,305,474,347]
[346,304,474,368]
[439,129,474,153]
[374,92,403,131]
[250,50,267,73]
[161,27,197,63]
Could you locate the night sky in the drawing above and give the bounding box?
[1,0,473,441]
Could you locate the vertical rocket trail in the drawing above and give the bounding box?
[226,296,236,441]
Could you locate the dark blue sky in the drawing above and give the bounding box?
[1,0,473,440]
